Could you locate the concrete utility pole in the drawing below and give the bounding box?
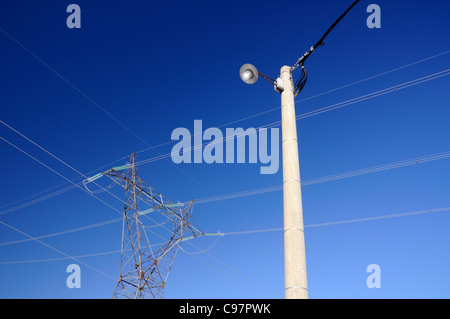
[239,64,309,299]
[279,66,308,299]
[239,0,360,300]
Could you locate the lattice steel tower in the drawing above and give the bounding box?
[97,154,202,298]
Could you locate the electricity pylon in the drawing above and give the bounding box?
[98,154,202,299]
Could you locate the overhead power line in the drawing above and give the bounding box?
[0,217,123,247]
[1,23,271,291]
[0,155,130,212]
[0,183,80,217]
[0,27,149,146]
[0,249,123,265]
[0,135,271,296]
[0,136,125,216]
[2,22,449,297]
[0,217,116,280]
[0,26,238,235]
[2,49,448,214]
[1,149,449,247]
[194,150,450,204]
[2,206,448,265]
[121,49,450,158]
[222,207,450,235]
[2,147,449,218]
[135,68,450,166]
[0,121,192,231]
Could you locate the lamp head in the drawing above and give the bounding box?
[239,64,259,84]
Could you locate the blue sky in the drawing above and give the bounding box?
[0,0,449,299]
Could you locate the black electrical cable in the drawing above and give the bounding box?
[294,65,308,97]
[293,0,360,96]
[310,0,360,63]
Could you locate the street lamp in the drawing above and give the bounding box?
[239,0,361,299]
[239,64,259,84]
